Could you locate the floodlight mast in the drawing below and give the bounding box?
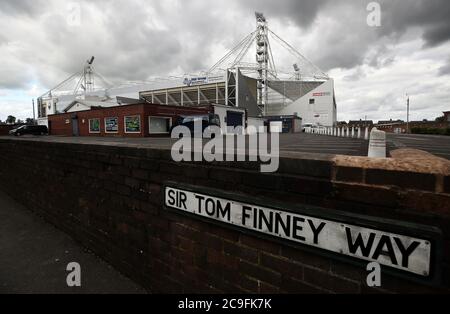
[255,12,269,114]
[83,56,95,95]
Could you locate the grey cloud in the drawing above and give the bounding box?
[439,62,450,76]
[1,0,450,91]
[242,0,329,28]
[379,0,450,47]
[0,0,45,16]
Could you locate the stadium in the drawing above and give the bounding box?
[37,13,337,130]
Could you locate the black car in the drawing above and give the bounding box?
[9,125,49,136]
[171,114,221,137]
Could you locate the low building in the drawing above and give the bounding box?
[266,115,303,133]
[47,102,248,137]
[374,112,450,134]
[443,111,450,122]
[348,120,374,129]
[49,103,210,137]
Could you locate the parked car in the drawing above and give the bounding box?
[9,125,49,136]
[171,114,221,137]
[302,123,316,133]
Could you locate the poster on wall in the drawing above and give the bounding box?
[125,116,141,133]
[89,119,100,133]
[105,117,119,133]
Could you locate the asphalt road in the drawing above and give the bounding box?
[0,133,370,157]
[0,189,147,294]
[386,133,450,160]
[1,133,448,159]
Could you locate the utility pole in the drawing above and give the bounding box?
[32,99,36,123]
[406,94,410,134]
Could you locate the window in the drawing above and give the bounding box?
[124,115,141,133]
[89,118,100,133]
[149,117,172,134]
[309,99,315,105]
[105,117,119,133]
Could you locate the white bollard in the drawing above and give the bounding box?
[364,127,369,140]
[368,128,387,158]
[352,127,355,138]
[358,127,362,139]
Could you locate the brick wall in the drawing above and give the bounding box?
[0,138,449,294]
[0,125,14,136]
[377,121,450,133]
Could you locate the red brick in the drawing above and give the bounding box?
[239,260,281,286]
[335,166,364,183]
[280,276,328,294]
[280,246,330,271]
[240,234,280,255]
[223,241,259,264]
[304,267,360,294]
[260,253,303,280]
[366,169,436,192]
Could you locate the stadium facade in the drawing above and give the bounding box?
[37,13,337,129]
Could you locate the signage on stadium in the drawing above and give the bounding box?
[312,92,331,97]
[183,76,209,86]
[165,185,436,278]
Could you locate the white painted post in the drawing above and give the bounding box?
[364,127,369,140]
[358,127,362,139]
[368,128,387,158]
[352,127,355,138]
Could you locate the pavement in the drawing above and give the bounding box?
[386,133,450,160]
[0,189,147,294]
[0,132,448,159]
[0,133,370,157]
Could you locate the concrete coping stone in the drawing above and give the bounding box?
[333,149,450,176]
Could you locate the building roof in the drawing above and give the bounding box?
[63,99,119,113]
[377,119,404,125]
[349,120,374,124]
[116,96,143,105]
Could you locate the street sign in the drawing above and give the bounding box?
[165,186,435,277]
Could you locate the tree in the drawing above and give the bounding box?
[6,115,16,125]
[436,116,446,123]
[26,118,36,125]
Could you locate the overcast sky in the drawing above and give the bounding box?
[1,0,449,122]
